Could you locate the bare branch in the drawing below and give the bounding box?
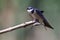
[0,20,35,34]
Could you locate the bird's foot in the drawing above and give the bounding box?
[33,22,41,26]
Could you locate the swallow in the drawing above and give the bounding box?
[26,7,54,29]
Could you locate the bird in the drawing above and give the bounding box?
[26,6,54,29]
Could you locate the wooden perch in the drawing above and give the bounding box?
[0,20,35,34]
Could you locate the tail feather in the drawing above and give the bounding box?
[43,20,54,29]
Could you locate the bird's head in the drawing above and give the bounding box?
[27,7,34,13]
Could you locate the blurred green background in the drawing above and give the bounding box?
[0,0,60,40]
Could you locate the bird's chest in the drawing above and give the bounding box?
[33,11,43,23]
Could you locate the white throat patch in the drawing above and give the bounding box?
[27,9,33,13]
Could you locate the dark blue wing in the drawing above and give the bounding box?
[36,9,54,29]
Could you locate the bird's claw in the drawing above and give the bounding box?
[33,22,41,26]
